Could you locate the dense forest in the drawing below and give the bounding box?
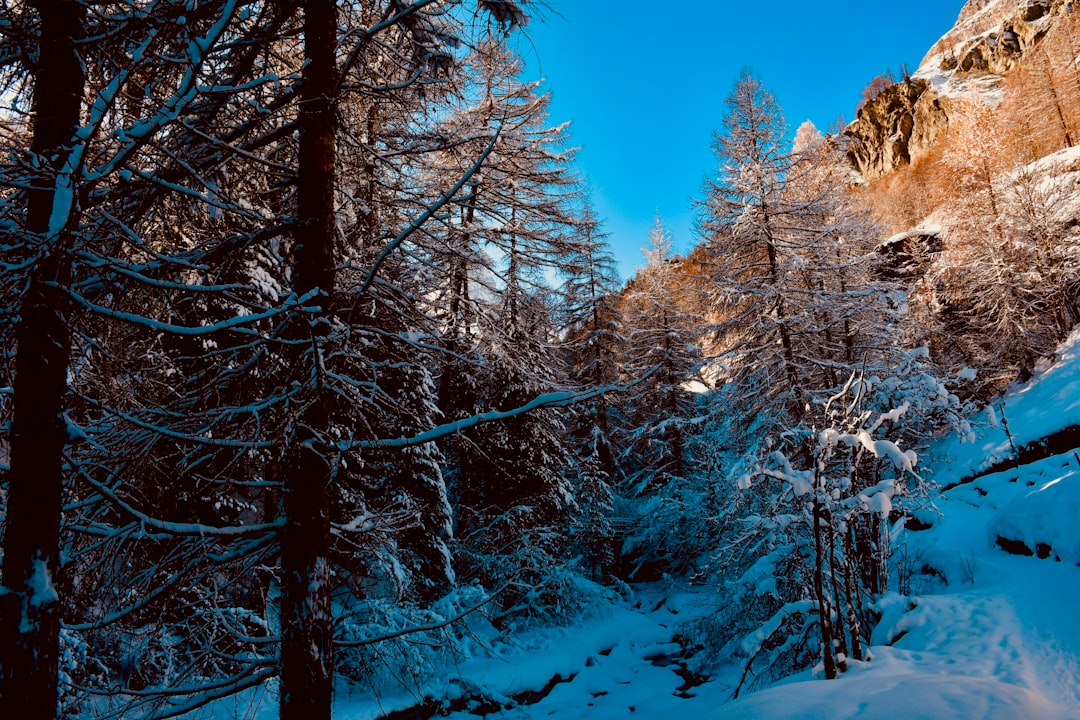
[1,1,1079,719]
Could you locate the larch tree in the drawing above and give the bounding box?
[0,2,86,717]
[618,217,702,495]
[697,71,803,429]
[699,77,895,444]
[610,217,709,582]
[0,0,541,716]
[424,37,587,613]
[925,103,1070,388]
[695,75,962,685]
[558,202,622,579]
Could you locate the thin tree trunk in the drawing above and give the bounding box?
[0,2,84,717]
[765,236,798,397]
[813,496,837,679]
[449,185,478,332]
[1042,52,1074,149]
[280,1,338,718]
[826,516,848,672]
[842,528,865,662]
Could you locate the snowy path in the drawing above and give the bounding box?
[430,452,1080,717]
[371,464,1080,719]
[709,442,1080,720]
[198,335,1080,720]
[429,591,728,720]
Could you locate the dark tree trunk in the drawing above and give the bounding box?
[812,497,837,680]
[0,2,85,717]
[280,1,338,718]
[826,519,848,672]
[842,529,865,662]
[764,229,798,399]
[449,185,478,333]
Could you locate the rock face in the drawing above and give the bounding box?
[844,0,1070,180]
[874,229,943,281]
[950,0,1057,75]
[931,0,1063,65]
[843,79,950,181]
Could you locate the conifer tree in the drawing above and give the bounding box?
[618,217,703,494]
[559,204,622,578]
[0,3,85,716]
[695,75,957,684]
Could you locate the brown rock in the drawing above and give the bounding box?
[843,79,951,180]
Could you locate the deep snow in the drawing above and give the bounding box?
[184,330,1080,720]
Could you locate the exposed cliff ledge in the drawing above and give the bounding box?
[844,0,1071,180]
[926,0,1067,73]
[843,79,950,181]
[945,0,1059,75]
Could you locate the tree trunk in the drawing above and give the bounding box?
[0,2,85,717]
[1042,52,1074,149]
[449,185,478,333]
[842,529,865,662]
[826,516,848,672]
[765,233,799,398]
[812,496,837,679]
[280,1,338,718]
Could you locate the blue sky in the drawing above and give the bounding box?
[515,1,965,280]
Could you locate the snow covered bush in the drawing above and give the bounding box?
[686,351,969,692]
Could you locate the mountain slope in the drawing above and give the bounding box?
[712,332,1080,719]
[310,332,1080,720]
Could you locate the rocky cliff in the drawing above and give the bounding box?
[843,78,950,181]
[843,0,1074,180]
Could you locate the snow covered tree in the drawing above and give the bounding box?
[420,38,582,339]
[697,71,804,428]
[610,217,708,578]
[699,75,897,450]
[618,217,703,493]
[692,74,963,686]
[397,37,595,615]
[0,1,546,715]
[921,104,1080,390]
[558,203,622,578]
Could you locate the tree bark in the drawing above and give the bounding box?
[0,1,85,717]
[280,1,338,718]
[812,496,837,679]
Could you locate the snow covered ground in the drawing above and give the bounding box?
[192,331,1080,719]
[426,330,1080,720]
[713,331,1080,718]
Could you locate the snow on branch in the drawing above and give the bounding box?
[87,665,277,720]
[335,583,512,648]
[64,286,318,337]
[345,368,658,451]
[354,125,503,299]
[82,1,242,184]
[74,465,282,539]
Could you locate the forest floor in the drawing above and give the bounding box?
[197,331,1080,720]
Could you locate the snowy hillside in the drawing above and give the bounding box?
[714,329,1080,719]
[471,332,1080,719]
[191,332,1080,720]
[408,332,1080,720]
